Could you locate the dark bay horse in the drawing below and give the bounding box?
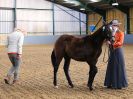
[51,22,112,90]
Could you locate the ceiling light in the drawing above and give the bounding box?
[90,0,101,2]
[64,0,69,1]
[80,8,85,11]
[64,0,80,6]
[112,0,119,6]
[112,2,119,6]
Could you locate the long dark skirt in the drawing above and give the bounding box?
[104,47,128,89]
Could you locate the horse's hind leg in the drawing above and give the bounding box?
[63,56,74,88]
[52,51,63,88]
[87,62,98,90]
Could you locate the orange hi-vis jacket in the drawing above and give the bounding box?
[113,30,124,48]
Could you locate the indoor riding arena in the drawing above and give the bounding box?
[0,0,133,99]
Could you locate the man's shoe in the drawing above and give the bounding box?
[12,80,19,84]
[4,79,10,84]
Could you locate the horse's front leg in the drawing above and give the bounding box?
[87,63,98,90]
[64,57,74,88]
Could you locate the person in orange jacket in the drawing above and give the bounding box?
[104,19,128,89]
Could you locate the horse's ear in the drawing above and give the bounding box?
[103,20,106,25]
[109,21,112,25]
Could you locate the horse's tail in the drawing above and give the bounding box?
[51,50,56,67]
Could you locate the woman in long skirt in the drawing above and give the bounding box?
[104,19,128,89]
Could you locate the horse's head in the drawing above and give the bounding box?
[102,21,114,44]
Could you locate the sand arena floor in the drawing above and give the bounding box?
[0,45,133,99]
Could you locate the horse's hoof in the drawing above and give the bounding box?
[54,86,59,89]
[69,85,74,88]
[89,87,93,91]
[87,84,93,91]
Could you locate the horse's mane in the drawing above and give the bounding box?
[90,26,103,37]
[83,25,104,40]
[88,21,111,38]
